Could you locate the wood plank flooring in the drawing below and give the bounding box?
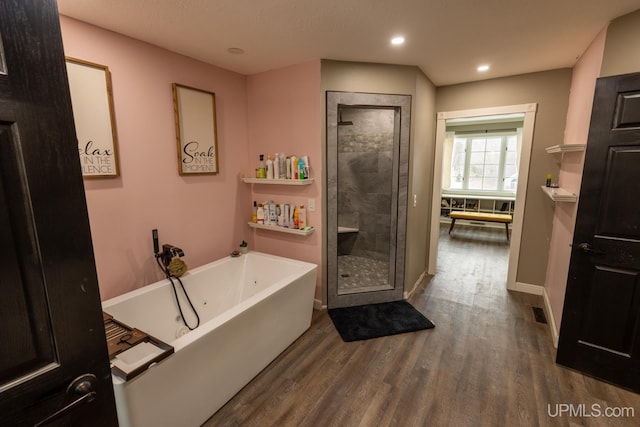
[204,225,640,426]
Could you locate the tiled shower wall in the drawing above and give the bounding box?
[337,108,394,261]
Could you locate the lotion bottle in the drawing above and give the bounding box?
[293,206,299,229]
[266,154,273,179]
[256,204,265,224]
[285,157,291,179]
[298,205,306,228]
[273,153,280,179]
[279,153,286,179]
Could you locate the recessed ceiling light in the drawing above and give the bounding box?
[227,47,245,55]
[391,36,405,46]
[477,64,490,72]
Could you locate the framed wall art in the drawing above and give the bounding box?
[172,83,219,175]
[65,57,120,178]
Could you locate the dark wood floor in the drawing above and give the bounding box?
[204,225,640,426]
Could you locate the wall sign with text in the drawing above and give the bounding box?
[172,83,219,175]
[65,57,120,178]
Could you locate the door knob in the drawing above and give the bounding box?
[577,242,606,255]
[34,374,97,426]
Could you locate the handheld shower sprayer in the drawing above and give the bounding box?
[151,229,199,330]
[153,228,160,255]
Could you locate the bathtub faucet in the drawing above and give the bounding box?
[158,244,184,267]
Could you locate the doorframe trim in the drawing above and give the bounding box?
[427,103,537,293]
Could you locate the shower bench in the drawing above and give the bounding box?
[448,211,512,240]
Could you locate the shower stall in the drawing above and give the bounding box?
[326,92,411,308]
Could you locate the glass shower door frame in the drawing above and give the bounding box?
[326,91,411,309]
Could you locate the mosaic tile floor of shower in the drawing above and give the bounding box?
[338,255,389,290]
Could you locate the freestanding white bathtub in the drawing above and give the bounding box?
[102,251,317,427]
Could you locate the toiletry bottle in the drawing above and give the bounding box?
[283,204,290,227]
[293,206,299,229]
[289,204,295,228]
[257,204,265,224]
[298,158,305,180]
[302,155,309,179]
[546,173,552,187]
[266,154,273,179]
[252,201,257,223]
[273,153,280,180]
[285,156,291,179]
[298,205,306,228]
[258,154,266,178]
[279,153,286,179]
[263,201,271,225]
[269,200,277,224]
[291,155,297,179]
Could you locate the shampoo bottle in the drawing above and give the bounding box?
[252,201,257,223]
[269,200,277,224]
[298,205,306,228]
[291,155,297,179]
[293,206,299,229]
[258,154,265,178]
[273,153,280,179]
[298,158,305,180]
[279,153,286,179]
[285,157,291,179]
[266,154,273,179]
[283,204,291,227]
[256,204,265,224]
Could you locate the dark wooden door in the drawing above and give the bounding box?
[557,72,640,392]
[0,1,118,425]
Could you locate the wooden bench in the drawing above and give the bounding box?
[448,211,513,240]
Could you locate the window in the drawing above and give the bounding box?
[449,132,518,194]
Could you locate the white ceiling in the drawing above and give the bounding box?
[56,0,639,86]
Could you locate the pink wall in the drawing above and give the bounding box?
[544,27,607,335]
[60,17,251,300]
[246,61,323,299]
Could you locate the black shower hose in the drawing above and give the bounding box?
[155,256,200,330]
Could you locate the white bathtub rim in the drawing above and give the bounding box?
[103,251,315,307]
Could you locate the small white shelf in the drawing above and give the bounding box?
[242,177,314,185]
[338,226,359,234]
[545,144,586,154]
[541,186,577,202]
[248,222,315,236]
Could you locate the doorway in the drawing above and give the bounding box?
[428,104,538,291]
[326,91,411,308]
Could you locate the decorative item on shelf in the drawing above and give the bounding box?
[239,240,248,255]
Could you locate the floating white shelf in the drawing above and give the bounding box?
[338,226,359,234]
[541,186,577,202]
[545,144,586,154]
[248,222,315,236]
[242,177,314,185]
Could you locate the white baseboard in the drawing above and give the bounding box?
[542,288,559,348]
[508,281,544,295]
[313,298,326,310]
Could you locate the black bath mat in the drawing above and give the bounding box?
[328,300,435,342]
